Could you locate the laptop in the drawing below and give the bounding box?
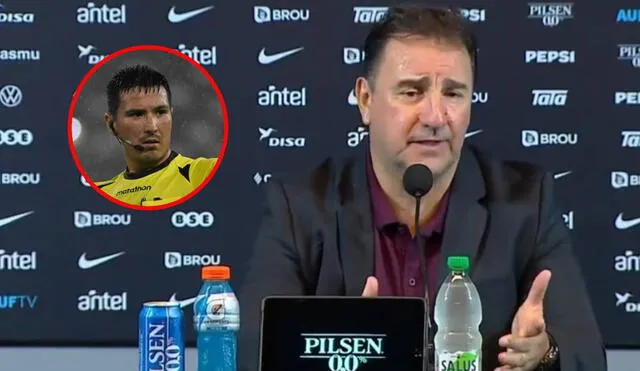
[259,296,427,371]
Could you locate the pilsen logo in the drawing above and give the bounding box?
[300,333,386,371]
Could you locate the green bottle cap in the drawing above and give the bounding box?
[447,256,470,271]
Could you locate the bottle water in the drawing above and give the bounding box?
[434,256,482,371]
[194,265,240,371]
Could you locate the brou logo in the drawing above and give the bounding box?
[300,333,386,371]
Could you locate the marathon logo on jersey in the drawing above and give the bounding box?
[531,89,568,106]
[258,127,306,148]
[617,44,640,68]
[74,211,132,228]
[0,295,37,309]
[459,8,486,23]
[0,4,35,24]
[353,6,388,24]
[177,44,216,66]
[0,250,36,271]
[0,129,33,146]
[77,2,126,24]
[615,251,640,272]
[253,172,272,185]
[528,3,573,27]
[164,251,221,269]
[616,9,640,23]
[343,48,365,64]
[621,131,640,148]
[253,6,309,23]
[525,50,575,64]
[257,85,307,107]
[171,211,214,228]
[115,185,151,197]
[300,333,386,370]
[615,91,640,105]
[1,173,40,185]
[0,49,40,62]
[347,125,369,148]
[562,211,574,230]
[77,290,127,311]
[521,130,578,147]
[615,292,640,313]
[78,45,107,65]
[611,172,640,189]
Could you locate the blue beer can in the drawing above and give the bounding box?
[139,301,185,371]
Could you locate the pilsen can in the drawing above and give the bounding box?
[139,301,185,371]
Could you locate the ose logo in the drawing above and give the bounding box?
[171,211,214,228]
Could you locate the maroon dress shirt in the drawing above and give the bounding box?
[366,154,450,306]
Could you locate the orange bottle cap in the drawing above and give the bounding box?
[202,265,230,280]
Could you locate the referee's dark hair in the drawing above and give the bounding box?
[362,5,478,87]
[106,64,173,116]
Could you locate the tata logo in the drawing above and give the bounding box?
[353,6,387,23]
[531,89,567,106]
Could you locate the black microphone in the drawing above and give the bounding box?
[402,163,434,371]
[110,121,145,151]
[118,136,146,152]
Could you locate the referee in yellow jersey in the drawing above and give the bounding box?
[95,64,217,207]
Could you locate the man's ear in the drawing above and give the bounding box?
[104,113,116,135]
[355,76,372,126]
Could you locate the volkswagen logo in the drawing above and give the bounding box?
[0,85,23,107]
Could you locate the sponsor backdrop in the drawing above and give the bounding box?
[0,0,639,349]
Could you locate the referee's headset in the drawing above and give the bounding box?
[109,120,145,151]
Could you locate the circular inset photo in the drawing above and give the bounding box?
[68,45,228,211]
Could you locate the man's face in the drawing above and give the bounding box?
[106,87,173,167]
[356,36,473,179]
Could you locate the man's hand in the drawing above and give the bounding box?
[361,276,378,297]
[495,270,552,371]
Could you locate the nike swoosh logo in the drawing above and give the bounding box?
[553,171,572,179]
[615,213,640,230]
[169,293,200,308]
[0,211,34,228]
[258,47,304,64]
[465,129,483,138]
[78,252,125,269]
[168,5,214,23]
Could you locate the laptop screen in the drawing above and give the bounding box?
[259,296,426,371]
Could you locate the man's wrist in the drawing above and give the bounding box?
[536,331,560,370]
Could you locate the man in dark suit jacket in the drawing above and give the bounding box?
[238,6,606,371]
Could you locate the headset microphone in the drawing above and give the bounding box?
[110,121,145,151]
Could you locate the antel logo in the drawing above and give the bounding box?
[164,251,221,269]
[171,211,214,228]
[76,2,127,24]
[347,126,369,148]
[77,290,127,311]
[0,249,37,271]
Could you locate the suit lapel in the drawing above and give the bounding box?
[437,146,488,288]
[337,148,374,296]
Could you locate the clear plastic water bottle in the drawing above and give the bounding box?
[194,265,240,371]
[434,256,482,371]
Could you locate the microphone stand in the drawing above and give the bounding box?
[413,196,432,371]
